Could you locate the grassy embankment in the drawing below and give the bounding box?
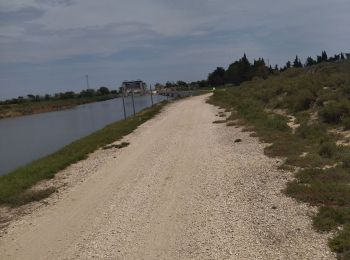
[0,101,166,206]
[0,94,118,119]
[209,60,350,259]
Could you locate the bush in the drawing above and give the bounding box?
[313,206,347,231]
[342,117,350,130]
[319,100,350,124]
[339,149,350,168]
[297,123,328,141]
[318,142,337,158]
[291,89,315,112]
[329,224,350,259]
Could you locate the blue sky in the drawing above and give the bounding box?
[0,0,349,99]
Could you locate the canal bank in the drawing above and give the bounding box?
[0,95,167,176]
[0,100,167,205]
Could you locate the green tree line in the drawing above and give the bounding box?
[1,86,118,105]
[208,51,350,87]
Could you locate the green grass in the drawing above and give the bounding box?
[208,60,350,258]
[0,102,166,206]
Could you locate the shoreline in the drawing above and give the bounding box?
[0,101,167,206]
[0,95,119,120]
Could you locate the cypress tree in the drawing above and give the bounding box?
[321,51,328,62]
[306,56,316,66]
[293,55,302,68]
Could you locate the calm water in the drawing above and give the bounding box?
[0,95,167,176]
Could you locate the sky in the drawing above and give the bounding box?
[0,0,349,99]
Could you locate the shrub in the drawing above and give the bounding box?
[342,116,350,130]
[318,142,337,158]
[297,123,328,141]
[341,151,350,169]
[319,100,350,124]
[291,89,315,112]
[313,206,346,231]
[329,224,350,259]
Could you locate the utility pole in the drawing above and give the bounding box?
[85,75,90,89]
[121,91,127,120]
[131,90,136,116]
[150,84,154,106]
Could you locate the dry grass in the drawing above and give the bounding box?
[208,60,350,258]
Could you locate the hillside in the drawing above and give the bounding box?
[209,60,350,259]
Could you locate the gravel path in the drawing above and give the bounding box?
[0,94,335,259]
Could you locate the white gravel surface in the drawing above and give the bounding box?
[0,94,335,259]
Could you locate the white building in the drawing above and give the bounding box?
[120,81,147,95]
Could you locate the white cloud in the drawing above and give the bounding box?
[0,0,350,98]
[1,0,350,63]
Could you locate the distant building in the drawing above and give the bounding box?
[120,80,147,95]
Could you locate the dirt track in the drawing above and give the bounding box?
[0,94,334,259]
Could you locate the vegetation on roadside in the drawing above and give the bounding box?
[0,102,166,206]
[209,59,350,259]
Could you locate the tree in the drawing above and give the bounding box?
[317,51,328,63]
[286,61,291,69]
[17,96,25,103]
[165,81,175,88]
[306,56,316,67]
[175,81,188,90]
[208,67,225,86]
[293,56,303,68]
[252,58,269,79]
[98,86,110,95]
[224,54,255,85]
[60,91,75,99]
[239,53,252,81]
[198,80,209,88]
[80,89,95,97]
[176,81,188,87]
[224,62,241,85]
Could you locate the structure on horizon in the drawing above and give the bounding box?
[120,80,147,95]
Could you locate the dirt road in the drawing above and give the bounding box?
[0,94,334,259]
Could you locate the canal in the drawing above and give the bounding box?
[0,95,167,176]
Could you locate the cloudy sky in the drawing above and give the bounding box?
[0,0,349,99]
